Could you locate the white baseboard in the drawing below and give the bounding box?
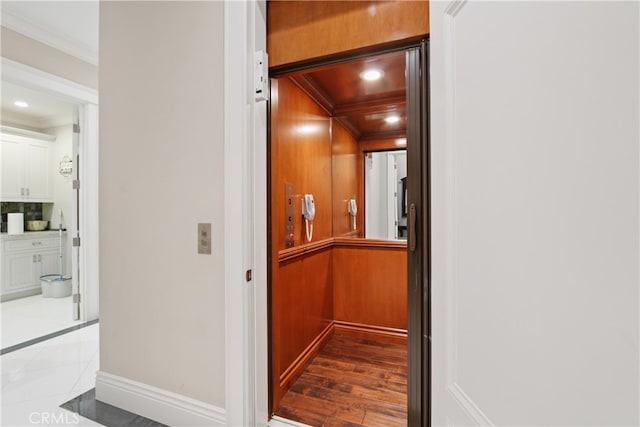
[95,371,226,426]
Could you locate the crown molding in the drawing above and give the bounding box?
[1,57,98,105]
[1,10,98,66]
[0,124,56,141]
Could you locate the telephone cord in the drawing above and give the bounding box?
[305,219,313,242]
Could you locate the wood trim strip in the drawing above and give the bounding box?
[279,237,406,262]
[333,95,406,117]
[278,238,334,263]
[333,321,408,344]
[333,116,361,141]
[289,74,335,116]
[333,237,407,249]
[335,230,360,239]
[360,129,407,141]
[360,138,407,152]
[279,322,335,391]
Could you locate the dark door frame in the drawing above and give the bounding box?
[267,39,431,427]
[406,39,431,427]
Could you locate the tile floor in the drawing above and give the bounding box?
[2,295,85,349]
[62,389,167,427]
[1,323,101,426]
[1,310,302,427]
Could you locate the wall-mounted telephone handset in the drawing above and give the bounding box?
[348,198,357,230]
[302,194,316,220]
[302,194,315,242]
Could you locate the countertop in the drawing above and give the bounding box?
[1,230,67,241]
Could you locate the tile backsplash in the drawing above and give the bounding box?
[0,202,44,232]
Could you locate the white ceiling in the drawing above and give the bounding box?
[1,81,76,129]
[0,1,98,130]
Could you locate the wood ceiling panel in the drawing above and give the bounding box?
[347,104,407,140]
[306,50,406,106]
[287,50,407,140]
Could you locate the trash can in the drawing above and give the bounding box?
[40,274,72,298]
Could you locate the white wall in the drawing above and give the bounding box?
[366,151,407,239]
[365,152,389,238]
[99,0,225,411]
[1,27,98,90]
[431,1,639,425]
[394,151,407,230]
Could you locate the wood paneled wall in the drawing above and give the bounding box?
[333,240,407,330]
[272,240,407,411]
[273,247,334,406]
[267,1,430,69]
[278,251,333,370]
[270,77,335,409]
[270,77,333,250]
[332,120,363,237]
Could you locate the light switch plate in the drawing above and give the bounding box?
[255,50,269,101]
[198,223,211,255]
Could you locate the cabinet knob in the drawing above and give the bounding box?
[32,241,42,246]
[21,188,25,196]
[33,255,37,262]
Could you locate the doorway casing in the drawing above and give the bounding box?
[1,57,100,322]
[265,41,430,425]
[223,4,429,425]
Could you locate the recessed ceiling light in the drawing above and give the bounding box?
[361,69,383,81]
[385,115,400,124]
[14,101,29,108]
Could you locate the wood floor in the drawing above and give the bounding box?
[275,332,407,427]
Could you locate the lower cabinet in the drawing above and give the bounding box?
[1,234,63,300]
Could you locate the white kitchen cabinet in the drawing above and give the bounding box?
[3,250,34,292]
[38,251,60,279]
[1,138,25,201]
[25,140,52,201]
[1,129,54,202]
[1,232,63,301]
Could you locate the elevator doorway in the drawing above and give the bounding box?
[267,41,429,427]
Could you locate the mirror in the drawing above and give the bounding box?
[364,150,407,240]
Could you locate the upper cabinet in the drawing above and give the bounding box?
[24,140,52,200]
[1,128,55,203]
[1,138,25,201]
